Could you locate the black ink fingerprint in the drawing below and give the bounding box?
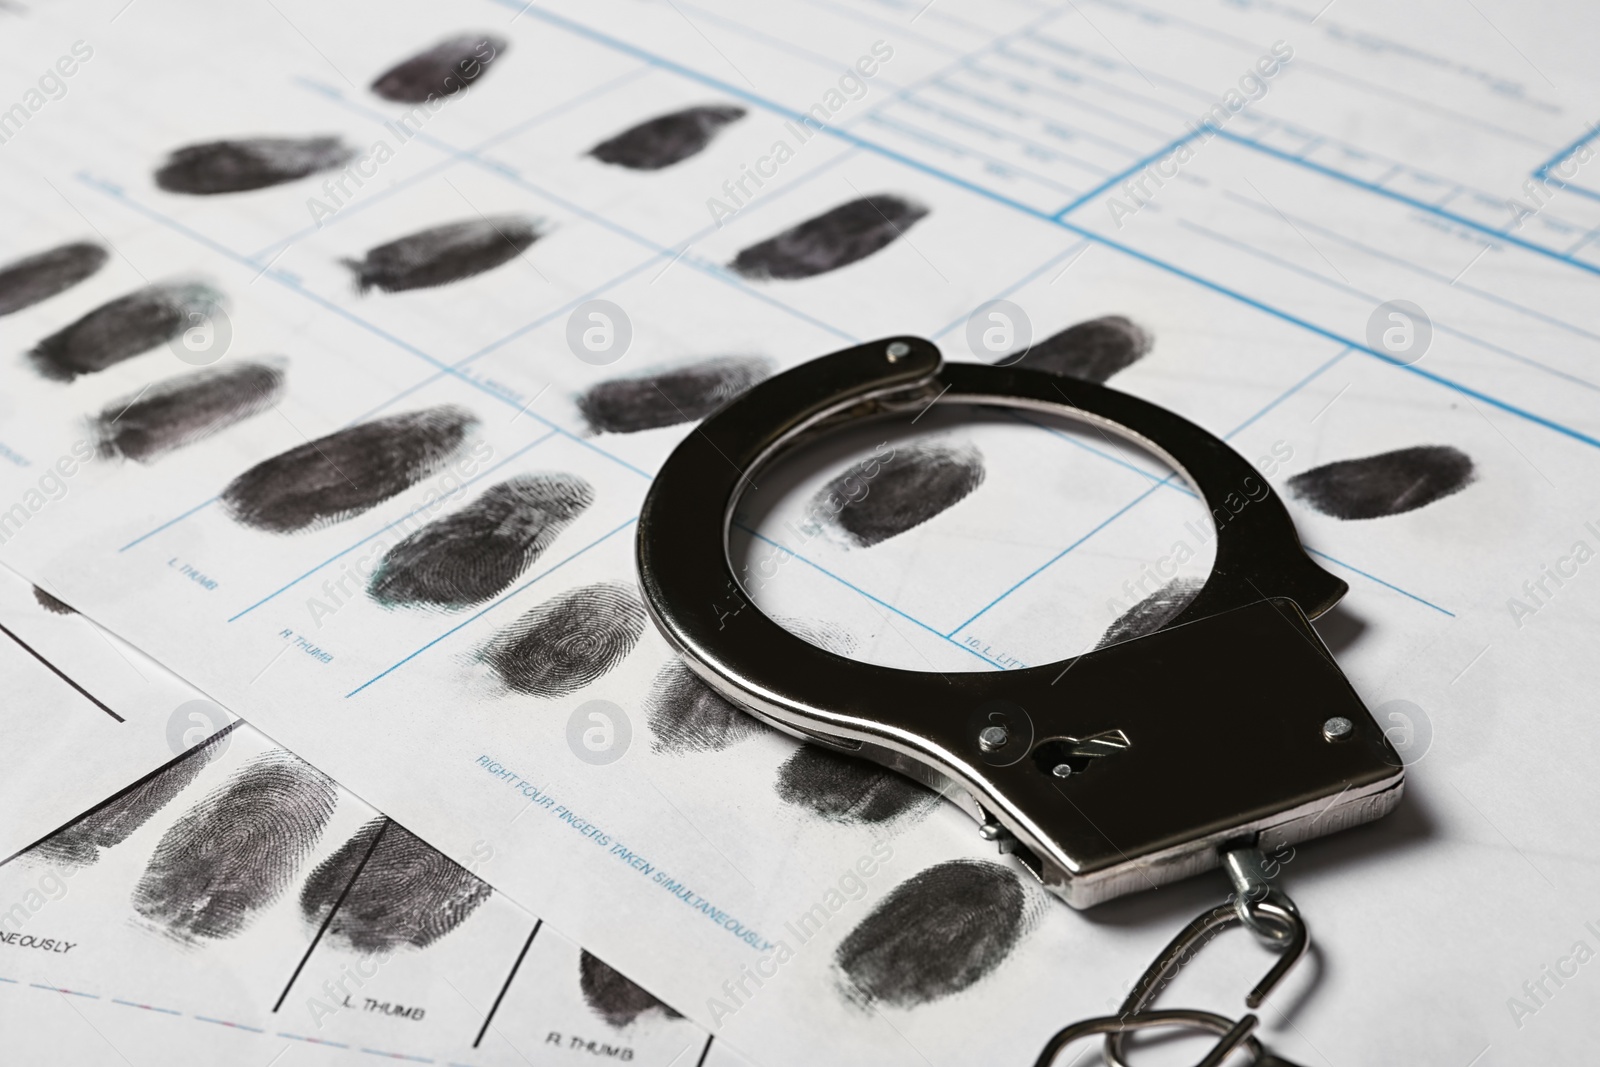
[589,105,746,170]
[1007,315,1151,383]
[344,216,541,294]
[730,194,930,281]
[155,137,357,195]
[1286,445,1476,520]
[815,441,985,548]
[646,660,767,755]
[92,360,284,463]
[221,405,478,534]
[300,819,492,953]
[835,859,1027,1009]
[0,241,107,317]
[577,356,772,434]
[368,473,594,609]
[579,950,683,1027]
[478,581,646,698]
[132,750,335,942]
[22,724,239,869]
[371,34,507,103]
[28,282,223,382]
[32,585,74,615]
[781,618,857,656]
[776,745,931,824]
[1094,577,1204,650]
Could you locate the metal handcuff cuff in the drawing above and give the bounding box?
[636,337,1405,1065]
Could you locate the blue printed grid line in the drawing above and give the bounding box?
[98,122,870,550]
[1175,217,1600,394]
[891,93,1115,178]
[942,345,1453,629]
[323,143,866,428]
[80,179,647,538]
[841,0,1069,125]
[112,999,182,1015]
[990,38,1195,124]
[295,79,860,346]
[1079,0,1556,149]
[1005,409,1197,493]
[1052,132,1194,218]
[1224,347,1352,439]
[112,2,1459,668]
[1024,30,1228,108]
[120,494,223,552]
[1047,116,1600,281]
[31,984,97,998]
[359,1049,432,1063]
[921,75,1150,158]
[1532,122,1600,204]
[1208,129,1600,278]
[1214,189,1600,349]
[248,63,657,262]
[961,49,1174,140]
[69,2,1482,676]
[945,478,1174,637]
[732,523,1003,670]
[794,0,965,58]
[1533,125,1600,179]
[728,347,1393,639]
[668,0,914,89]
[1305,548,1454,617]
[480,0,1600,456]
[278,1032,350,1048]
[4,965,489,1064]
[1024,1,1561,178]
[335,251,671,430]
[861,111,1087,198]
[78,175,639,461]
[927,237,1090,341]
[1563,226,1600,259]
[882,15,1600,258]
[1051,220,1600,450]
[332,130,857,426]
[194,1015,265,1032]
[819,0,1600,251]
[905,0,1015,38]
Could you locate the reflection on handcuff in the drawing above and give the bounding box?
[636,337,1404,1065]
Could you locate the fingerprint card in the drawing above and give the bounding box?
[0,717,722,1067]
[0,561,232,861]
[2,0,1600,1064]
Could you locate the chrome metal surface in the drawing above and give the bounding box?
[1102,875,1309,1067]
[1034,1009,1263,1067]
[1224,845,1299,946]
[636,336,1406,908]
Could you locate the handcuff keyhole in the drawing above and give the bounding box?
[1031,731,1130,780]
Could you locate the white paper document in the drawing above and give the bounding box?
[2,0,1600,1062]
[0,561,233,861]
[1,720,730,1067]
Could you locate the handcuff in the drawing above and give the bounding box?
[636,337,1405,1065]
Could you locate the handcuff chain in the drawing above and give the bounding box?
[1033,847,1310,1067]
